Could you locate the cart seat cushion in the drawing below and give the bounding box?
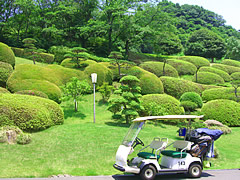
[161,150,187,158]
[137,152,160,160]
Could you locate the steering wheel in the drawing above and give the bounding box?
[132,137,144,148]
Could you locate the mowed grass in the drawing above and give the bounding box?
[15,57,48,66]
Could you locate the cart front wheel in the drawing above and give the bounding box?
[188,163,202,178]
[140,165,156,180]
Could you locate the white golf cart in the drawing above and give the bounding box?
[113,115,207,180]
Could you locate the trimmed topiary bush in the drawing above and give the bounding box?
[141,94,184,116]
[0,93,64,131]
[127,66,164,94]
[0,87,10,93]
[211,64,240,74]
[11,47,24,57]
[202,87,239,102]
[201,99,240,126]
[61,58,97,69]
[140,61,178,77]
[15,90,48,99]
[0,62,13,87]
[222,59,240,68]
[180,101,198,113]
[167,59,197,75]
[231,72,240,80]
[160,76,202,99]
[193,72,225,85]
[0,42,15,67]
[199,66,232,82]
[177,56,210,68]
[180,92,203,108]
[39,52,54,64]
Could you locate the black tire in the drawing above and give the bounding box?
[188,163,202,178]
[140,165,157,180]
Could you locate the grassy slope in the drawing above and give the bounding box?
[0,57,239,177]
[15,57,47,66]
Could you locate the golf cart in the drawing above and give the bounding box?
[113,115,222,180]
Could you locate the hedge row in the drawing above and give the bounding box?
[211,64,240,74]
[140,61,179,77]
[177,56,210,68]
[222,59,240,68]
[231,72,240,80]
[202,87,240,102]
[15,90,49,99]
[0,42,15,67]
[141,94,184,116]
[193,72,225,85]
[0,93,64,131]
[199,66,232,82]
[202,99,240,127]
[0,62,13,87]
[127,66,164,95]
[167,59,197,75]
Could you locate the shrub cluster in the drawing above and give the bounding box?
[84,63,113,86]
[127,66,164,94]
[202,99,240,127]
[0,42,15,67]
[160,76,202,99]
[7,64,88,102]
[202,87,239,102]
[61,58,97,70]
[179,92,203,108]
[39,52,54,63]
[0,93,64,131]
[0,61,13,87]
[199,66,232,82]
[211,64,240,74]
[193,72,225,85]
[141,94,184,116]
[221,59,240,68]
[167,59,197,75]
[15,90,48,99]
[177,56,210,68]
[11,47,24,57]
[231,72,240,80]
[140,61,179,77]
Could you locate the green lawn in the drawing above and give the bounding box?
[0,93,240,178]
[15,57,48,66]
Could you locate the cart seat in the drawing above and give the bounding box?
[161,140,192,158]
[161,150,187,158]
[137,152,160,160]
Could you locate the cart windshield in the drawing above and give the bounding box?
[122,121,145,147]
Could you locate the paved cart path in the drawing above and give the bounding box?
[2,169,240,180]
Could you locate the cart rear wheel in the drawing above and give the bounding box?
[188,163,202,178]
[140,165,156,180]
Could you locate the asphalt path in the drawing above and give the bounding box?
[2,169,240,180]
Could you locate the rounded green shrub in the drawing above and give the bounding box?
[0,42,15,67]
[199,66,232,82]
[0,87,10,93]
[140,61,178,77]
[222,59,240,68]
[160,76,202,99]
[202,87,239,102]
[127,66,164,94]
[39,52,55,64]
[211,64,240,74]
[193,72,225,85]
[231,72,240,80]
[180,101,198,112]
[141,94,184,116]
[84,63,113,86]
[0,62,13,87]
[16,133,32,145]
[180,92,203,108]
[0,93,64,131]
[167,59,197,75]
[11,47,24,57]
[177,56,210,68]
[201,99,240,126]
[61,58,97,69]
[15,90,48,99]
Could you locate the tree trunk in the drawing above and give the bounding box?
[163,60,166,76]
[195,69,199,83]
[74,99,78,112]
[211,57,214,63]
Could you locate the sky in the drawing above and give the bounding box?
[169,0,240,30]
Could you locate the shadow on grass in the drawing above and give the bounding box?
[63,107,86,119]
[105,121,130,128]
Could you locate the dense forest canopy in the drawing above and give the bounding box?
[1,0,240,58]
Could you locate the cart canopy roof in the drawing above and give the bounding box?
[133,115,204,122]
